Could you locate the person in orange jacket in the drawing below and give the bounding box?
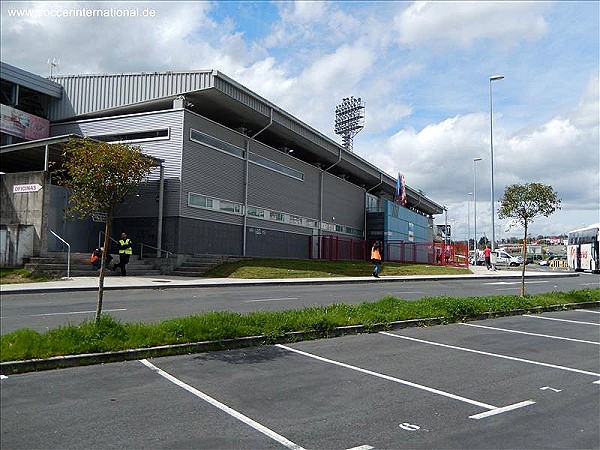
[371,240,382,278]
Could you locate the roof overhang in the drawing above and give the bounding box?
[1,61,63,98]
[0,134,162,173]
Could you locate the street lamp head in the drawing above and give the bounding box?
[474,157,482,162]
[490,75,504,81]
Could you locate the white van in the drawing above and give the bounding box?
[494,250,522,267]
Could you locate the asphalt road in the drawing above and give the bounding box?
[1,273,598,334]
[2,307,599,449]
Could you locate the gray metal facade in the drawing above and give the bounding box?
[50,109,184,220]
[48,106,367,256]
[47,69,444,217]
[1,64,447,259]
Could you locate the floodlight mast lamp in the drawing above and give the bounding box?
[473,157,482,266]
[335,96,365,152]
[489,75,504,262]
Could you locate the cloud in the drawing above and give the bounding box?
[395,1,549,49]
[0,1,257,75]
[1,0,596,239]
[364,75,598,237]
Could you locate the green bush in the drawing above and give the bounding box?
[1,289,598,362]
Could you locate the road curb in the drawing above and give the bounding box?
[2,300,597,376]
[0,272,580,295]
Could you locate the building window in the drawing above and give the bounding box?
[249,153,304,181]
[289,215,303,225]
[188,193,242,216]
[190,128,245,158]
[269,211,285,222]
[220,201,242,214]
[247,207,265,218]
[188,193,213,208]
[92,129,169,143]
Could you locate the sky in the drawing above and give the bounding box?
[1,1,599,242]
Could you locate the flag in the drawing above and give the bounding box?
[397,172,407,205]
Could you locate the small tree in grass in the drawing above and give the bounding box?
[56,138,155,322]
[499,182,561,296]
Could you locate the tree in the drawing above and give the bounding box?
[56,138,155,322]
[499,183,561,296]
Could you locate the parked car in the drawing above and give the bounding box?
[539,255,567,266]
[494,250,522,267]
[524,254,543,265]
[469,250,485,265]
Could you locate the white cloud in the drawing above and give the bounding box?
[363,75,599,238]
[395,1,549,48]
[1,0,596,238]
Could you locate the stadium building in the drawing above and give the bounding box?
[1,61,445,266]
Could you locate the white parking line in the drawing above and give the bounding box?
[379,332,600,377]
[522,315,600,326]
[244,297,298,303]
[460,323,600,345]
[576,309,600,314]
[276,344,533,419]
[469,400,536,420]
[0,308,127,319]
[140,359,305,450]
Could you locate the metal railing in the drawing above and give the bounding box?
[47,228,71,278]
[139,242,173,260]
[98,231,172,259]
[98,231,119,249]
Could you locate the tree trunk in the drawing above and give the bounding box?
[520,223,527,297]
[95,208,112,323]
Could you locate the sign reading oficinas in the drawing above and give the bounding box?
[13,184,43,193]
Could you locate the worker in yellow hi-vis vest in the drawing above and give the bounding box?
[112,232,133,276]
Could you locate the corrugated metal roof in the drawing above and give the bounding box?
[48,70,215,121]
[1,61,63,98]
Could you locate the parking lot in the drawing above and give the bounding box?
[2,307,599,449]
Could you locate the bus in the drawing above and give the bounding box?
[567,223,600,273]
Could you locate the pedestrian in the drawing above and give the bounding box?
[112,232,132,276]
[90,247,102,270]
[101,247,113,269]
[483,245,492,270]
[93,247,114,271]
[371,240,382,278]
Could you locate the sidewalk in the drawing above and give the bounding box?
[0,265,577,294]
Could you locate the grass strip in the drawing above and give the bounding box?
[1,289,598,363]
[203,259,471,278]
[0,268,56,284]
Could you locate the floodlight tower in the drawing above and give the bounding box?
[334,96,365,152]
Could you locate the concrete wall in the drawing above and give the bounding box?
[0,171,46,264]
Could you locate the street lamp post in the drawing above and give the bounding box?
[473,157,482,265]
[467,192,473,253]
[489,75,504,269]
